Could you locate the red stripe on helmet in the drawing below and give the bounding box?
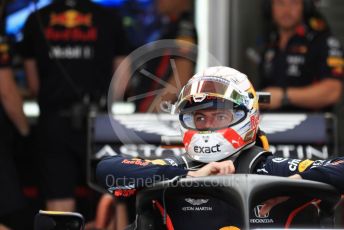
[183,130,197,149]
[219,128,245,149]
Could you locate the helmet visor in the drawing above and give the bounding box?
[178,77,248,107]
[179,101,247,131]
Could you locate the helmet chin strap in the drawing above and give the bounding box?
[221,150,241,162]
[223,141,256,162]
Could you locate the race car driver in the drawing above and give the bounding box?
[97,66,344,229]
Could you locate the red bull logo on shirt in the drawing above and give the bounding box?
[45,10,97,42]
[50,10,92,28]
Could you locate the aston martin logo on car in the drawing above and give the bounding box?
[185,198,209,206]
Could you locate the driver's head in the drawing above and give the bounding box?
[173,66,260,163]
[271,0,304,31]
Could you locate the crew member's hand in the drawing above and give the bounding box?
[19,125,30,137]
[187,161,235,177]
[259,174,302,216]
[0,224,11,230]
[263,87,283,110]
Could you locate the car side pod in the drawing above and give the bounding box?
[134,174,340,229]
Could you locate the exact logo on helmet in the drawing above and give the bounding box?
[194,144,221,154]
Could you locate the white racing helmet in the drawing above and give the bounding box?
[172,66,260,163]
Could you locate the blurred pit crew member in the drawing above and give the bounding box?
[0,34,29,230]
[259,0,343,111]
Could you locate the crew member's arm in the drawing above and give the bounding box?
[21,14,40,98]
[23,59,39,97]
[0,68,29,136]
[111,56,131,101]
[265,79,342,110]
[256,156,344,193]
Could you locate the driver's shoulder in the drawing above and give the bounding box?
[234,146,272,174]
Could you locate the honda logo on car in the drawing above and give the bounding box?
[250,205,274,224]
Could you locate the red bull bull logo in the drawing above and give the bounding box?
[45,10,97,42]
[50,10,92,28]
